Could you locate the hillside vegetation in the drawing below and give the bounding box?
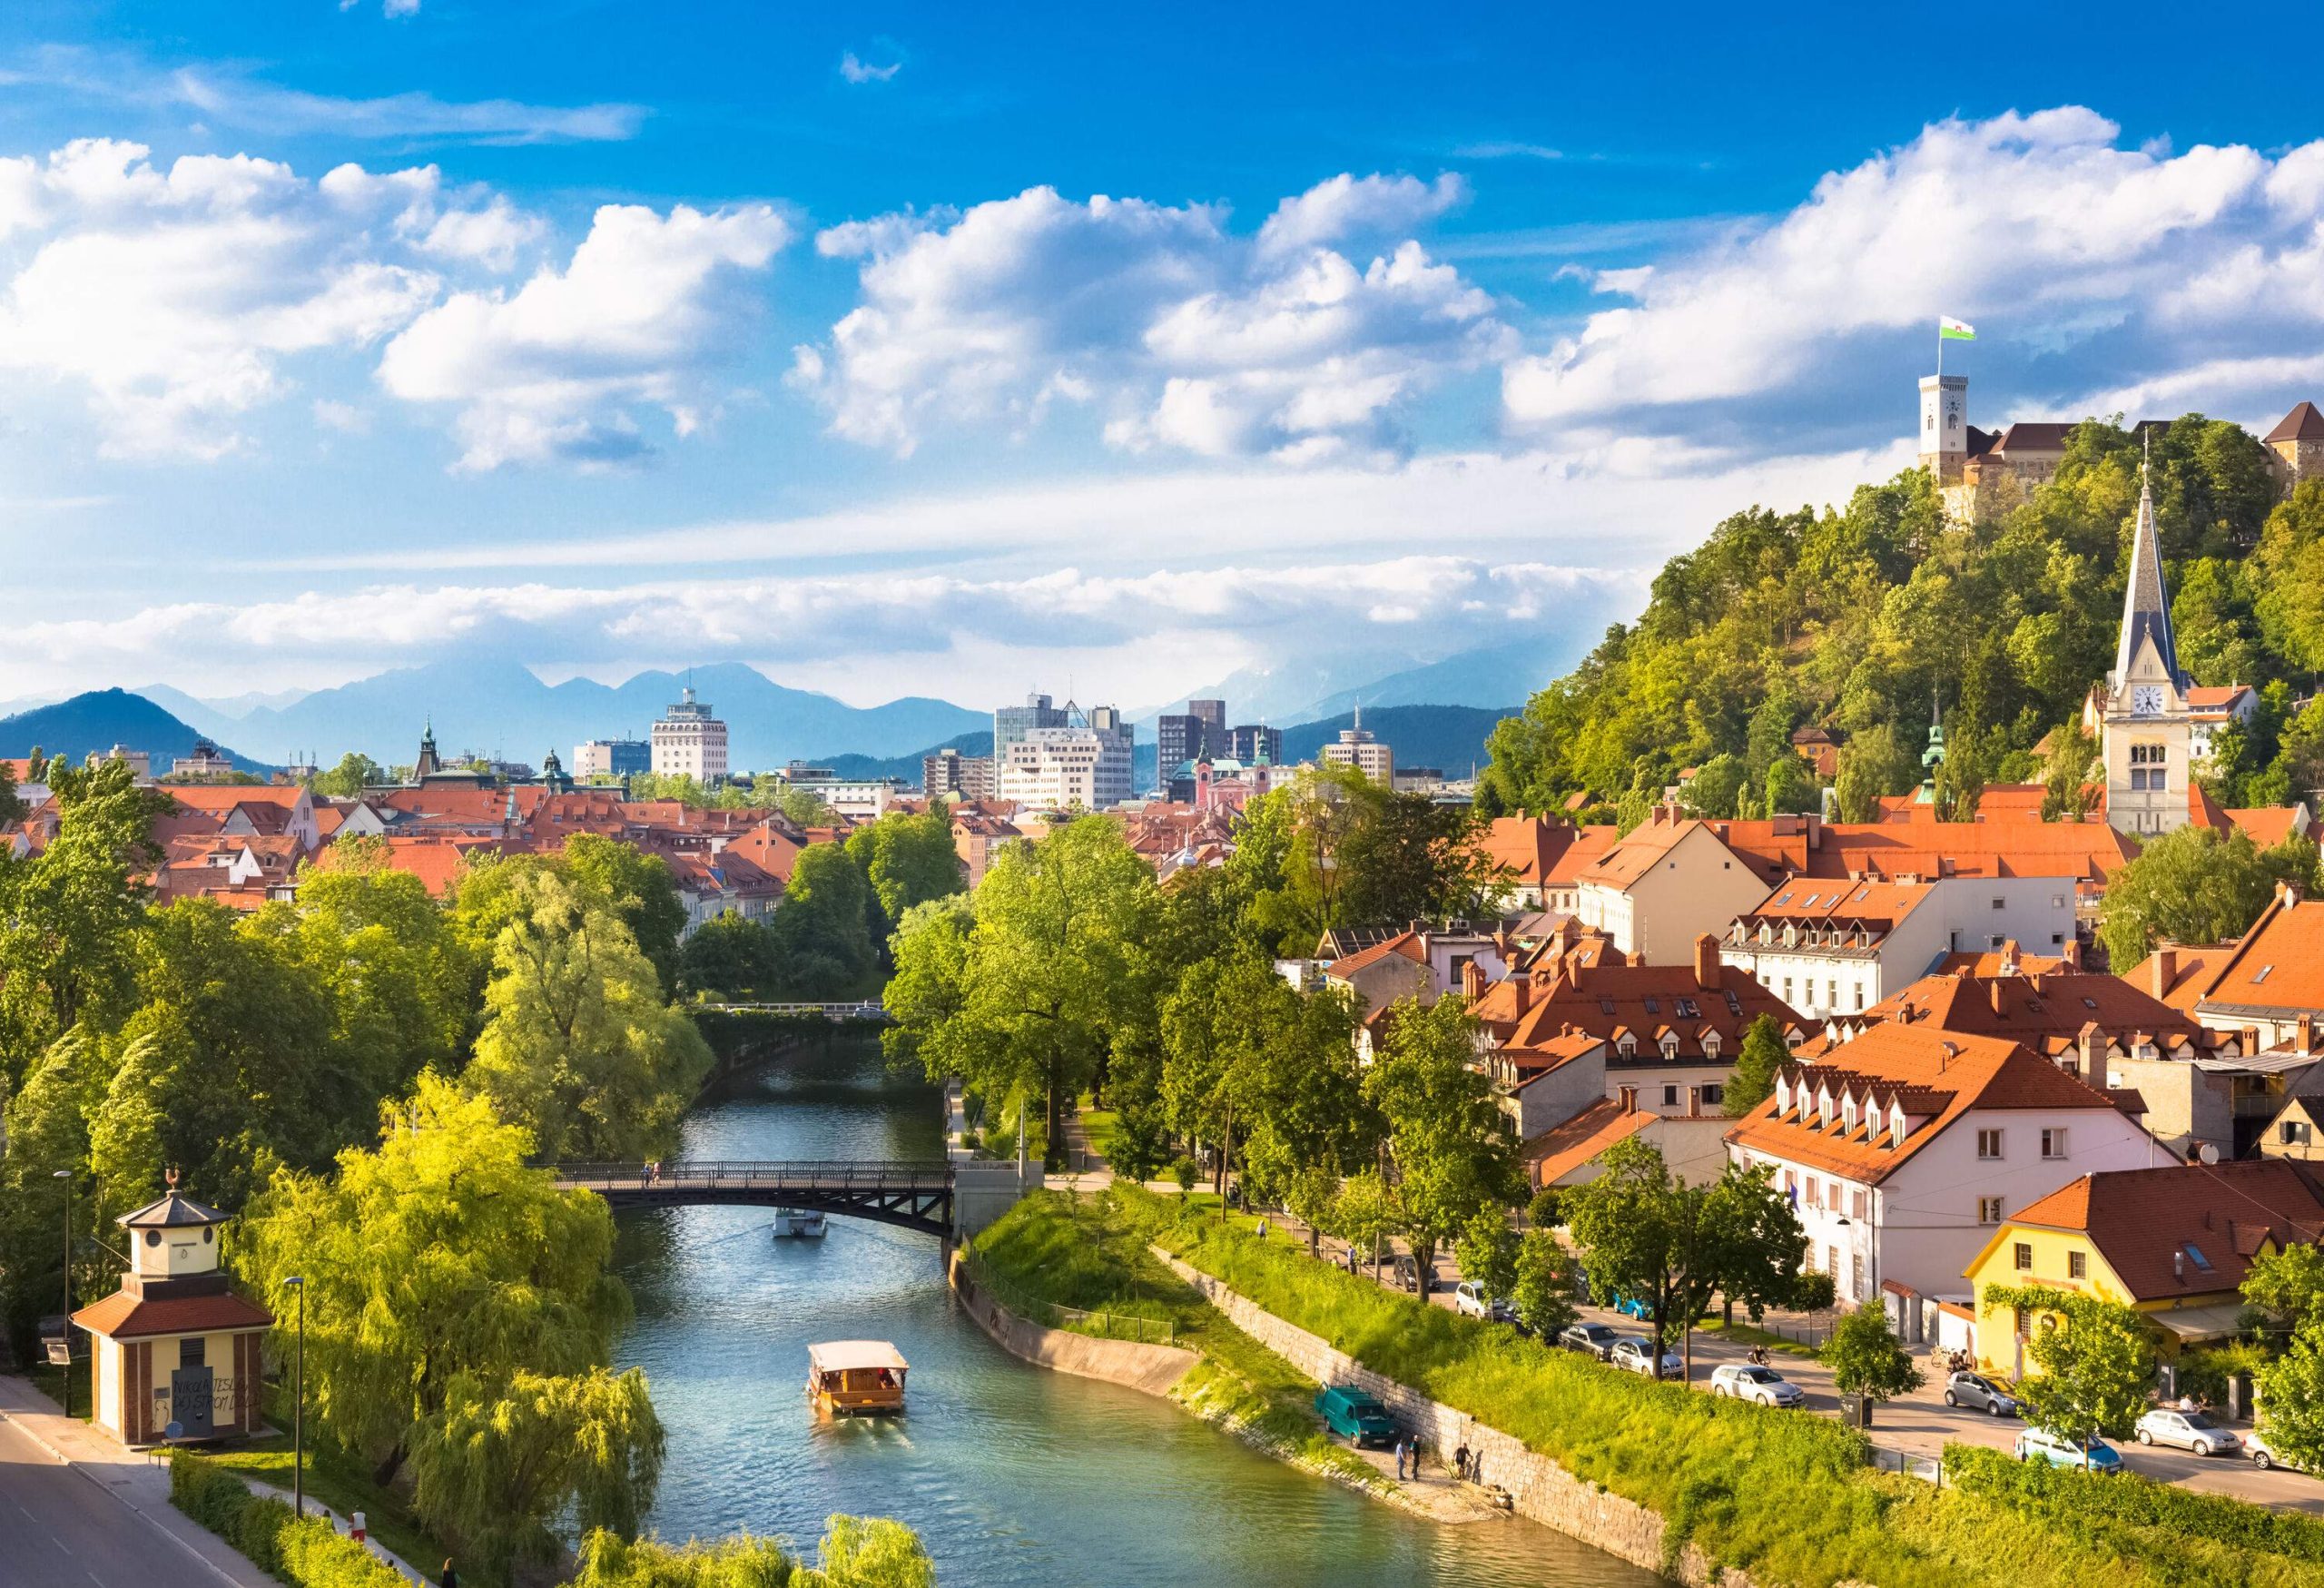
[1481,416,2324,820]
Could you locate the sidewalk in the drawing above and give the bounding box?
[0,1373,429,1584]
[0,1373,275,1588]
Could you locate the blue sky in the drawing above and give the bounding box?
[5,2,2324,718]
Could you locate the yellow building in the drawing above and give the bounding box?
[71,1182,272,1447]
[1963,1159,2324,1379]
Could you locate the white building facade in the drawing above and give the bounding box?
[650,687,730,783]
[996,725,1133,809]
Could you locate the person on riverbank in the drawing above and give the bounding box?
[440,1559,458,1588]
[1454,1442,1471,1482]
[1393,1437,1407,1480]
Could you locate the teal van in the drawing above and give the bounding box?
[1315,1385,1397,1447]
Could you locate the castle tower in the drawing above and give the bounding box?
[1918,374,1969,484]
[2264,401,2324,489]
[2099,450,2194,837]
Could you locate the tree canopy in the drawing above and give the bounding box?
[2096,824,2319,969]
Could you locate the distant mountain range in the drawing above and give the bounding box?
[1279,705,1511,776]
[128,662,987,770]
[1150,639,1580,730]
[0,689,272,771]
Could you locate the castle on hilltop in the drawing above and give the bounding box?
[1917,373,2324,523]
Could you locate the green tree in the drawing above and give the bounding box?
[2097,826,2316,969]
[2242,1240,2324,1339]
[1331,1168,1400,1273]
[884,819,1157,1169]
[564,834,689,996]
[1511,1228,1580,1338]
[1831,723,1919,823]
[1986,1285,2157,1439]
[844,812,966,933]
[1822,1306,1923,1403]
[1453,1205,1519,1302]
[307,752,384,797]
[2039,719,2099,822]
[576,1515,936,1588]
[678,912,784,1000]
[1363,996,1518,1272]
[1680,754,1748,821]
[2257,1320,2324,1475]
[407,1366,664,1578]
[774,843,881,996]
[1723,1013,1789,1118]
[465,871,714,1162]
[241,1074,634,1487]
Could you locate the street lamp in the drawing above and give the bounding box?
[282,1276,305,1518]
[51,1170,70,1421]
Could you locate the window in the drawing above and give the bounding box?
[1783,978,1794,1001]
[2013,1242,2034,1272]
[1851,1252,1865,1299]
[1702,1083,1724,1105]
[1855,985,1866,1011]
[2285,1119,2313,1146]
[1805,1175,1819,1207]
[1675,997,1699,1018]
[1992,897,2005,911]
[2068,1250,2087,1280]
[1977,1129,2004,1160]
[2183,1242,2213,1273]
[1662,1084,1679,1107]
[1852,1188,1868,1219]
[2254,965,2275,985]
[1827,1244,1840,1277]
[1827,980,1838,1006]
[1978,1196,2004,1225]
[2042,1129,2068,1159]
[2052,894,2066,910]
[180,1336,206,1368]
[1600,998,1617,1014]
[1642,996,1660,1014]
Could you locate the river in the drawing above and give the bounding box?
[608,1034,1655,1587]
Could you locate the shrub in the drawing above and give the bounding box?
[169,1450,406,1588]
[1945,1442,2324,1564]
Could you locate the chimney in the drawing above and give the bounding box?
[1618,1084,1639,1114]
[2301,1019,2315,1059]
[1693,932,1718,990]
[1511,979,1530,1019]
[2063,938,2083,971]
[1939,1041,1961,1071]
[2174,1249,2185,1284]
[2152,945,2177,1001]
[1462,960,1485,1001]
[2000,939,2020,976]
[1988,978,2008,1016]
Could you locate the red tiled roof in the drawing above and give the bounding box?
[1846,967,2217,1057]
[2227,806,2308,849]
[74,1288,273,1339]
[1489,957,1804,1059]
[1522,1098,1657,1186]
[1330,930,1429,977]
[2266,401,2324,443]
[1804,816,2134,883]
[1480,818,1617,889]
[2189,892,2324,1018]
[2124,943,2238,1013]
[2004,1159,2324,1302]
[1725,1023,2131,1186]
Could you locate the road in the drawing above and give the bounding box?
[0,1413,249,1588]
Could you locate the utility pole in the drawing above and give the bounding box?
[284,1276,306,1517]
[52,1170,71,1420]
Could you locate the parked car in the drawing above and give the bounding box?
[1611,1293,1657,1321]
[1709,1364,1805,1406]
[1558,1322,1620,1360]
[2135,1407,2242,1456]
[1943,1371,2021,1417]
[1391,1253,1428,1294]
[1453,1280,1515,1323]
[1609,1336,1683,1379]
[2249,1429,2311,1474]
[1314,1385,1397,1448]
[2014,1428,2124,1474]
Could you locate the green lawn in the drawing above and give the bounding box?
[1694,1319,1822,1358]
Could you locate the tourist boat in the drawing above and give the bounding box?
[808,1340,909,1415]
[773,1208,828,1238]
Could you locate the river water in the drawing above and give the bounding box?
[609,1035,1653,1587]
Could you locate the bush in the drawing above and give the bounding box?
[1945,1442,2324,1565]
[169,1451,407,1588]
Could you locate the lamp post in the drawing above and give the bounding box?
[283,1276,305,1518]
[51,1170,71,1421]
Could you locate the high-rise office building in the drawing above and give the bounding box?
[922,746,995,802]
[650,686,729,782]
[574,738,651,780]
[1157,713,1203,784]
[1322,707,1393,784]
[1225,723,1283,764]
[993,692,1068,762]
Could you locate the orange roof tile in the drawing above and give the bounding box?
[2004,1159,2324,1302]
[1522,1098,1658,1186]
[73,1288,273,1339]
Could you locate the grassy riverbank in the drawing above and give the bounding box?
[966,1189,1380,1490]
[1115,1185,2322,1588]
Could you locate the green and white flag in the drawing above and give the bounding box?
[1939,316,1976,341]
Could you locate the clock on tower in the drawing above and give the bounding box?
[2131,685,2164,716]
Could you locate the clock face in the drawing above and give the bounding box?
[2131,686,2165,716]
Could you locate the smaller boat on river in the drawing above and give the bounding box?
[773,1208,828,1238]
[808,1339,909,1416]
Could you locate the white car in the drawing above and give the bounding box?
[2249,1429,2311,1474]
[1609,1336,1683,1379]
[1710,1363,1805,1406]
[2135,1407,2241,1456]
[1453,1280,1514,1323]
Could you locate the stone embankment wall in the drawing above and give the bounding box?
[948,1253,1197,1396]
[1155,1248,1748,1588]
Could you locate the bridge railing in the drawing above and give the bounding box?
[694,1001,888,1020]
[555,1159,952,1190]
[957,1246,1177,1346]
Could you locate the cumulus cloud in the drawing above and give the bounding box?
[377,202,792,469]
[0,139,443,457]
[1502,107,2324,453]
[793,173,1505,461]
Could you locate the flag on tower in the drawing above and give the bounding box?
[1939,316,1976,341]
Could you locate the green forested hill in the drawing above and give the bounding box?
[1481,415,2324,820]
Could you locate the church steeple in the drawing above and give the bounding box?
[414,717,440,781]
[2110,440,2185,694]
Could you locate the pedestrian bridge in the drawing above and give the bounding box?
[696,1001,889,1021]
[555,1159,957,1238]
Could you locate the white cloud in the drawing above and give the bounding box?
[0,139,442,457]
[839,51,902,84]
[794,173,1505,460]
[377,202,792,469]
[311,398,369,433]
[169,68,644,143]
[1501,107,2324,450]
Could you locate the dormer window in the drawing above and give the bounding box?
[1701,1031,1720,1059]
[1618,1037,1637,1058]
[1891,1113,1907,1147]
[1659,1035,1680,1060]
[1842,1097,1858,1131]
[1774,1074,1792,1112]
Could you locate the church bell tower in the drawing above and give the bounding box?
[2099,448,2193,836]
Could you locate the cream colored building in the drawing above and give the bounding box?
[72,1186,271,1447]
[1574,813,1776,965]
[650,686,730,783]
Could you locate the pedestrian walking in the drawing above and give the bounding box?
[440,1560,459,1588]
[1472,1454,1485,1489]
[1393,1437,1406,1480]
[1454,1442,1471,1482]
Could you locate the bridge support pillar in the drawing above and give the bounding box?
[950,1155,1039,1238]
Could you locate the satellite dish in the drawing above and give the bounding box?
[2198,1143,2221,1165]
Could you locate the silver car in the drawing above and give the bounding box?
[2135,1407,2241,1456]
[1943,1371,2021,1417]
[1710,1363,1805,1406]
[1610,1336,1683,1379]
